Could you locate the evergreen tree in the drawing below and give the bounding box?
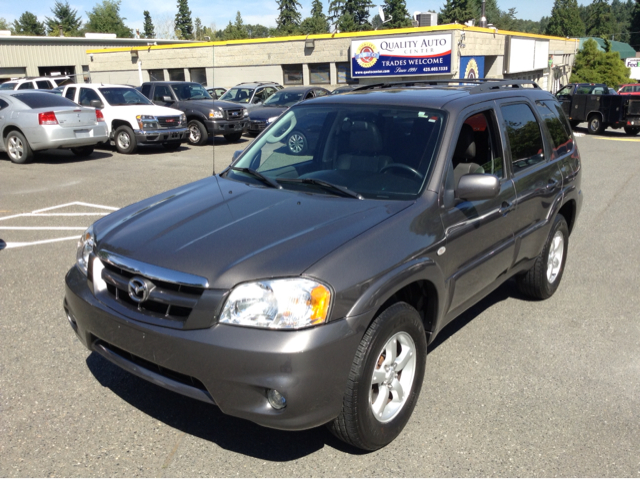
[300,0,330,34]
[220,12,247,40]
[570,38,632,86]
[586,0,614,38]
[276,0,303,35]
[546,0,585,37]
[85,0,132,38]
[439,0,475,24]
[246,24,271,38]
[336,11,359,31]
[13,12,46,36]
[611,0,634,42]
[380,0,412,29]
[329,0,373,31]
[0,18,10,30]
[472,0,501,26]
[175,0,193,39]
[45,1,82,36]
[630,0,640,49]
[143,10,155,38]
[194,17,203,40]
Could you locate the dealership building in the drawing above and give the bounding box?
[0,25,579,91]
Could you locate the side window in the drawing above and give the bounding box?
[65,87,77,101]
[452,110,504,183]
[36,80,52,90]
[315,89,329,97]
[153,85,172,101]
[264,87,277,99]
[78,88,101,106]
[501,103,545,174]
[141,84,151,98]
[535,100,574,159]
[253,88,265,103]
[592,87,605,95]
[556,85,572,96]
[0,99,9,110]
[18,82,35,90]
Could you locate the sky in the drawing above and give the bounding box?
[1,0,595,35]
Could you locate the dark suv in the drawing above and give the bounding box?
[64,80,582,451]
[140,81,249,145]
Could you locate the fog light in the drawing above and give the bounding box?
[267,389,287,410]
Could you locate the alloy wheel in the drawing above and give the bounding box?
[547,230,564,283]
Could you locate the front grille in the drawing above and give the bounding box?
[628,100,640,116]
[225,109,244,120]
[158,116,182,128]
[94,338,208,391]
[101,262,204,322]
[250,120,267,131]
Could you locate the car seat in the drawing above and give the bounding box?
[453,123,484,186]
[336,121,391,172]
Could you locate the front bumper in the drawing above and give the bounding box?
[64,266,370,431]
[134,127,189,144]
[205,119,248,136]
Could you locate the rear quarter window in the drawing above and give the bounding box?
[500,102,545,173]
[535,100,574,158]
[12,92,80,109]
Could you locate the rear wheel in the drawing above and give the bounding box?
[5,130,34,164]
[327,302,427,451]
[114,125,138,154]
[624,126,640,136]
[70,146,95,157]
[188,120,208,146]
[224,132,243,142]
[287,130,307,155]
[587,114,605,135]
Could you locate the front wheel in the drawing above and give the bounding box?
[70,146,94,157]
[114,125,138,154]
[5,130,34,164]
[516,214,569,300]
[224,132,243,142]
[587,114,605,135]
[327,302,427,451]
[624,126,640,136]
[188,120,208,145]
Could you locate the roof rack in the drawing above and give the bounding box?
[236,81,283,86]
[352,79,541,94]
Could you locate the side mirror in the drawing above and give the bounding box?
[163,96,174,102]
[232,150,243,161]
[456,174,500,201]
[90,99,104,109]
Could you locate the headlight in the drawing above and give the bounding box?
[76,225,95,276]
[220,278,331,329]
[267,116,279,124]
[180,113,186,125]
[136,115,158,130]
[209,109,223,119]
[243,108,249,117]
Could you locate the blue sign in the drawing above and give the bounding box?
[460,56,485,79]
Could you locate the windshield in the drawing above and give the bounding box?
[225,104,445,200]
[0,83,17,90]
[263,90,304,107]
[99,87,153,106]
[171,83,212,101]
[220,87,253,103]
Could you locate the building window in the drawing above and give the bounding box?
[283,64,303,85]
[148,69,165,81]
[190,68,206,85]
[309,63,330,84]
[336,63,350,84]
[168,69,185,81]
[82,65,90,83]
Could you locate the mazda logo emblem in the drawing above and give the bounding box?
[128,276,154,303]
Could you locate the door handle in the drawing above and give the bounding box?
[547,179,559,190]
[499,201,514,215]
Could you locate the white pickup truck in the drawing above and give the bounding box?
[61,83,188,154]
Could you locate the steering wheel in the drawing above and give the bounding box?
[379,163,422,181]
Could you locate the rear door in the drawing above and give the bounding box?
[0,98,9,147]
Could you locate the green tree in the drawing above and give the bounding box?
[379,0,412,29]
[175,0,193,39]
[546,0,585,37]
[194,17,203,40]
[570,38,632,87]
[45,1,82,36]
[439,0,475,24]
[611,0,634,41]
[220,12,247,40]
[143,10,155,38]
[631,0,640,49]
[329,0,373,31]
[300,0,330,34]
[0,18,10,30]
[85,0,132,38]
[13,12,46,36]
[276,0,302,35]
[472,0,500,25]
[246,24,272,38]
[586,0,614,38]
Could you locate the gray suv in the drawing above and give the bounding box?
[64,80,582,451]
[218,81,283,110]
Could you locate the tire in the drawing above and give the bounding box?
[587,114,605,135]
[569,120,580,129]
[162,141,181,150]
[70,146,95,157]
[188,120,208,146]
[516,214,569,300]
[114,125,138,154]
[327,302,427,451]
[287,130,307,155]
[624,126,640,136]
[5,130,34,164]
[224,132,243,142]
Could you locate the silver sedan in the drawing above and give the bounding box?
[0,90,109,164]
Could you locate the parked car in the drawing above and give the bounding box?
[64,79,582,451]
[0,90,109,164]
[218,81,283,110]
[206,87,227,99]
[61,83,189,153]
[247,86,330,136]
[617,83,640,96]
[331,85,357,95]
[139,81,248,145]
[0,76,71,91]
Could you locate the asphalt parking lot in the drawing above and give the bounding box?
[1,129,639,477]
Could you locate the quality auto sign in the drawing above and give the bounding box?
[351,33,452,78]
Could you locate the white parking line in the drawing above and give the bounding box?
[0,227,87,230]
[3,236,81,249]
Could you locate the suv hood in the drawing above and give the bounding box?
[116,105,184,116]
[94,176,411,289]
[180,99,243,111]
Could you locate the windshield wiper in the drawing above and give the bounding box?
[230,167,282,189]
[278,178,363,199]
